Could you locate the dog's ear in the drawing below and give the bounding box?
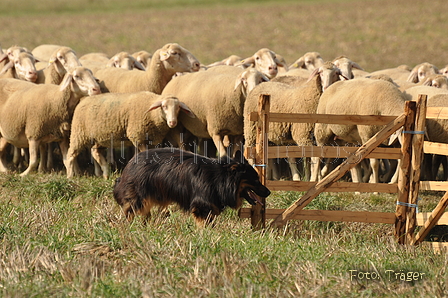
[234,150,248,164]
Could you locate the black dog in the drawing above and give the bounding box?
[113,148,271,226]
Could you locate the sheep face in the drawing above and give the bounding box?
[159,43,201,74]
[234,68,269,97]
[332,56,364,81]
[293,52,324,71]
[11,52,38,82]
[49,47,82,74]
[407,62,439,83]
[108,52,146,70]
[146,96,195,128]
[64,67,101,97]
[239,48,283,79]
[309,62,344,91]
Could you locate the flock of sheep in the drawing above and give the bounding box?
[1,42,448,185]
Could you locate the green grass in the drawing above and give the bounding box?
[1,173,447,297]
[2,0,448,296]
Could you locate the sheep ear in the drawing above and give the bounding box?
[0,61,13,75]
[159,50,171,61]
[238,57,255,68]
[106,58,115,67]
[352,62,364,70]
[0,52,8,63]
[422,79,432,86]
[388,127,402,146]
[293,57,305,69]
[60,74,73,91]
[146,101,162,113]
[179,102,196,118]
[306,67,320,83]
[407,71,418,83]
[131,57,146,70]
[234,74,246,91]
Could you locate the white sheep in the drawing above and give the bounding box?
[244,62,343,181]
[0,66,101,176]
[367,65,411,82]
[332,56,364,80]
[161,65,269,157]
[289,51,324,71]
[312,78,408,184]
[236,48,287,79]
[407,62,439,83]
[0,50,38,82]
[31,44,62,62]
[94,43,200,94]
[35,46,82,85]
[107,51,146,70]
[440,64,448,78]
[132,50,153,69]
[65,92,195,179]
[206,54,242,68]
[403,85,448,102]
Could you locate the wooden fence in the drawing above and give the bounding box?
[240,93,448,249]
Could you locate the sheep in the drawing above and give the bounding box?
[132,50,152,69]
[65,92,195,179]
[407,62,439,83]
[0,50,38,82]
[440,64,448,78]
[235,48,287,79]
[403,85,448,102]
[368,65,411,82]
[207,55,242,68]
[94,43,200,94]
[332,56,364,80]
[107,51,146,70]
[289,51,324,71]
[0,66,101,176]
[312,78,408,184]
[35,46,82,85]
[243,62,343,181]
[161,65,269,158]
[31,44,62,62]
[422,94,448,180]
[418,74,448,89]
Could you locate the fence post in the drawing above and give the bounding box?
[395,100,417,244]
[406,94,427,244]
[251,94,270,229]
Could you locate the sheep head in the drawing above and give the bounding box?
[237,48,285,79]
[158,43,201,74]
[107,51,146,71]
[234,68,270,97]
[291,52,324,71]
[49,46,82,76]
[407,62,439,83]
[307,61,346,91]
[60,66,101,97]
[0,51,38,82]
[332,56,364,80]
[146,96,195,128]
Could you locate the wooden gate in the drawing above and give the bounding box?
[240,93,448,248]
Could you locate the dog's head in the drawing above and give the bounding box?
[228,151,271,208]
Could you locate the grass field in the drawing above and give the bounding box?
[1,0,448,297]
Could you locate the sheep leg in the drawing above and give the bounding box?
[91,146,109,179]
[390,159,401,184]
[310,157,321,182]
[288,158,301,181]
[38,143,48,173]
[212,134,228,158]
[20,139,40,176]
[0,138,10,172]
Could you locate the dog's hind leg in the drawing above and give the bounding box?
[190,197,220,227]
